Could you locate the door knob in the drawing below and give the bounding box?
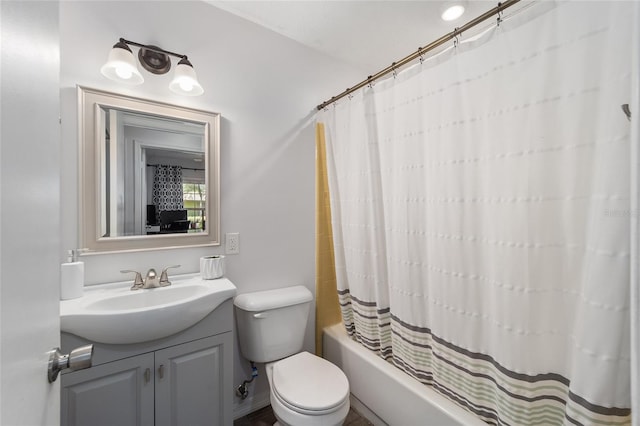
[47,344,94,383]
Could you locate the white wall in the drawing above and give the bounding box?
[1,1,61,424]
[59,0,361,417]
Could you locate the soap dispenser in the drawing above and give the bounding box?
[60,249,84,300]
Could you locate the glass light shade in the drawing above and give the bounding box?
[441,4,465,21]
[169,61,204,96]
[100,45,144,85]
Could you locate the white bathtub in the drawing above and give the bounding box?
[323,323,485,426]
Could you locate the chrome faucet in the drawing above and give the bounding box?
[144,269,160,288]
[121,265,181,290]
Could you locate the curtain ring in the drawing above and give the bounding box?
[392,62,398,79]
[345,88,353,101]
[453,28,460,48]
[497,2,503,26]
[418,47,425,64]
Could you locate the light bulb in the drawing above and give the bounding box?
[115,66,133,80]
[179,79,194,92]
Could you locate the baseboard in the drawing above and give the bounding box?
[233,390,271,419]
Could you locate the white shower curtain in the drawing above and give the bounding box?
[319,2,632,425]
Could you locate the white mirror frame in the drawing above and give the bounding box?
[78,86,220,252]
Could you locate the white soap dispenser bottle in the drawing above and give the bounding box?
[60,249,84,300]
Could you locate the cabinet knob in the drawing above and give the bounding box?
[158,364,165,379]
[144,368,151,383]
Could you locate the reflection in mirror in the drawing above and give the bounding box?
[99,108,206,237]
[79,87,220,252]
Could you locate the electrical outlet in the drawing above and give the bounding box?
[226,232,240,254]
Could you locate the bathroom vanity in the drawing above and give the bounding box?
[63,86,231,424]
[59,277,235,426]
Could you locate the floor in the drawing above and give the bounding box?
[234,404,373,426]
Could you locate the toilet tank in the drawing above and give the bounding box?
[234,286,313,363]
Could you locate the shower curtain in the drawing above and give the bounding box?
[318,2,632,425]
[152,164,184,222]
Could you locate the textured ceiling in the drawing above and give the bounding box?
[208,1,502,73]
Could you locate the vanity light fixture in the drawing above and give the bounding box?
[440,1,466,21]
[101,38,204,96]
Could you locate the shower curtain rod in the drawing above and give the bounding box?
[316,0,520,111]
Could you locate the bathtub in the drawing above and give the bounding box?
[323,323,485,426]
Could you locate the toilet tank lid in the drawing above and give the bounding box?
[234,285,313,311]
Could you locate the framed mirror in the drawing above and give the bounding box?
[78,86,220,252]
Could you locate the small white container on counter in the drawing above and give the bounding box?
[200,255,225,279]
[61,249,84,300]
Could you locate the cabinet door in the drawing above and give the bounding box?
[61,353,154,426]
[155,333,232,426]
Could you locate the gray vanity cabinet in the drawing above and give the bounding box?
[61,353,155,426]
[61,299,234,426]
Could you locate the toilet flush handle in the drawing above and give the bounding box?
[253,312,268,319]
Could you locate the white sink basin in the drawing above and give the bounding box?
[60,274,236,344]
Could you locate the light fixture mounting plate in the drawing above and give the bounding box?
[138,46,171,75]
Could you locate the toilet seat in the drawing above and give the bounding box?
[271,352,349,415]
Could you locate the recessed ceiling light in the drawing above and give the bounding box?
[441,2,466,21]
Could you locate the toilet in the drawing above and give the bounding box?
[234,286,350,426]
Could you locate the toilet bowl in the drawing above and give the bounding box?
[234,286,351,426]
[266,352,350,426]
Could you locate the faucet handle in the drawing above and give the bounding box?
[121,270,144,290]
[159,265,181,287]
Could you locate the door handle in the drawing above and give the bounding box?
[144,368,151,384]
[158,364,165,379]
[47,344,94,383]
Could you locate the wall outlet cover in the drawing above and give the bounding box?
[226,233,239,254]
